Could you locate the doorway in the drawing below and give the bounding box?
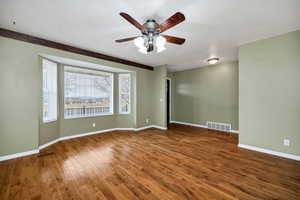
[166,79,171,129]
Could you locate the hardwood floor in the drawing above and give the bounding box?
[0,124,300,200]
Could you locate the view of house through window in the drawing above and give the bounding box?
[42,59,58,122]
[119,73,131,114]
[64,66,113,118]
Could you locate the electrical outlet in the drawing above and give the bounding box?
[145,118,149,124]
[92,123,96,127]
[283,139,290,146]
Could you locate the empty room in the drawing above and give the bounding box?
[0,0,300,199]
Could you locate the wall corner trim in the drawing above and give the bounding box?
[0,125,167,162]
[238,144,300,161]
[171,120,239,134]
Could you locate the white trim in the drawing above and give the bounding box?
[135,125,155,131]
[60,128,118,141]
[43,119,58,124]
[230,130,240,134]
[171,120,207,128]
[38,138,60,150]
[171,120,239,134]
[115,128,136,131]
[152,125,168,130]
[238,144,300,161]
[0,125,167,162]
[0,149,39,162]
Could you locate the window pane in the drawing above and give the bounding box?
[119,74,130,114]
[43,59,57,122]
[64,66,113,118]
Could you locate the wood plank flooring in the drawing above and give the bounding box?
[0,124,300,200]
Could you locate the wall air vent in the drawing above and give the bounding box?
[206,121,231,132]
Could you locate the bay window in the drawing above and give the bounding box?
[42,59,58,122]
[64,66,113,118]
[119,73,131,114]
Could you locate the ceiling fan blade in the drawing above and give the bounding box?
[120,12,145,31]
[159,12,185,33]
[162,35,186,45]
[115,36,138,43]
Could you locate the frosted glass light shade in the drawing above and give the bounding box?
[134,37,145,49]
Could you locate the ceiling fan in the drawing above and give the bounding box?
[116,12,186,54]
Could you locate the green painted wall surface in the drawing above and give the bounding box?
[0,38,40,155]
[0,36,165,156]
[152,66,167,127]
[136,70,155,127]
[239,30,300,155]
[172,61,239,130]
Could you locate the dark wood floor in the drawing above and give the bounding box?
[0,124,300,200]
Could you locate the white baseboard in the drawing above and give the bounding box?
[0,125,166,162]
[135,125,154,131]
[230,130,240,134]
[171,120,207,128]
[152,125,168,130]
[0,149,39,162]
[171,120,239,134]
[39,138,60,150]
[134,125,167,131]
[238,144,300,161]
[60,128,118,141]
[116,128,136,131]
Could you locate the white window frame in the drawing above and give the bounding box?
[42,59,58,123]
[64,66,114,119]
[119,73,131,114]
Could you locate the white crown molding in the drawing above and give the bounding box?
[0,125,167,162]
[171,120,239,134]
[238,144,300,161]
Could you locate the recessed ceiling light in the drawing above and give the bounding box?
[207,58,219,65]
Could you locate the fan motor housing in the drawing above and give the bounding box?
[143,19,160,34]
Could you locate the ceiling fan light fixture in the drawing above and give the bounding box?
[117,12,186,54]
[134,37,145,49]
[207,57,219,65]
[156,36,166,47]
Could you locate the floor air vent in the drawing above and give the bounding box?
[206,121,231,132]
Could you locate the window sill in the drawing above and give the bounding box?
[64,113,114,120]
[119,113,131,115]
[43,119,57,123]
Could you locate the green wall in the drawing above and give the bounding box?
[170,61,239,130]
[239,30,300,156]
[0,36,166,156]
[153,66,167,127]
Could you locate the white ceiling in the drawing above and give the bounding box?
[1,0,300,72]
